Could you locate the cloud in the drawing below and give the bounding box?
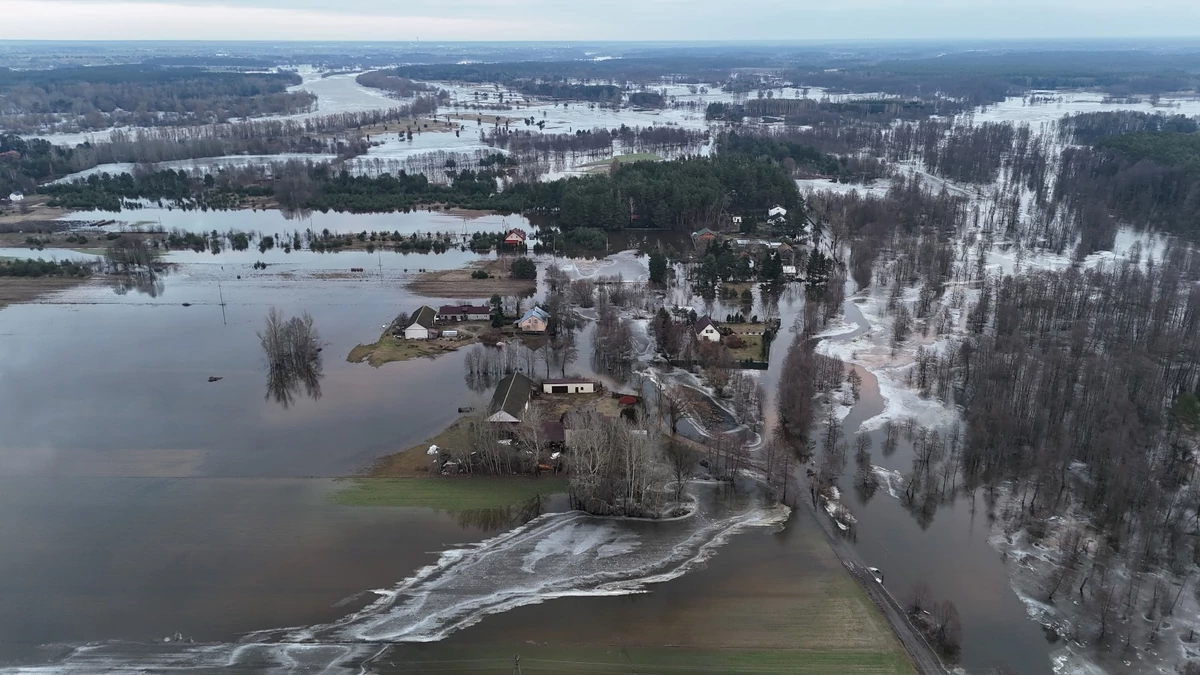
[2,0,1198,40]
[0,1,555,40]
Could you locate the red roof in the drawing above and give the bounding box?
[438,304,490,315]
[618,395,638,406]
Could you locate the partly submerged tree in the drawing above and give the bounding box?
[259,307,323,408]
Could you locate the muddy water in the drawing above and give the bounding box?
[817,295,1056,675]
[2,229,1055,674]
[0,230,517,664]
[0,478,482,664]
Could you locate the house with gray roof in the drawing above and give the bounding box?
[404,305,438,340]
[487,372,534,423]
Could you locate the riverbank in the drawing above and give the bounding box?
[348,321,488,367]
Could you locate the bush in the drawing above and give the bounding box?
[510,257,537,280]
[725,334,745,349]
[471,269,489,279]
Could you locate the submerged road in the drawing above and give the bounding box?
[792,470,948,675]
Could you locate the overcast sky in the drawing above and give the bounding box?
[2,0,1198,41]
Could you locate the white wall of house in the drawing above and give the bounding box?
[404,325,432,340]
[542,381,596,394]
[698,325,721,342]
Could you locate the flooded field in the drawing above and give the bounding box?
[8,63,1200,675]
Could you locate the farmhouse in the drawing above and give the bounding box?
[503,229,527,247]
[541,378,597,394]
[437,304,491,322]
[403,305,438,340]
[692,228,719,245]
[515,306,550,333]
[487,372,533,423]
[694,315,721,342]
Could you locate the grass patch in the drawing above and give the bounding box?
[368,418,471,477]
[578,152,663,169]
[347,331,476,368]
[382,644,914,673]
[331,476,568,510]
[727,334,765,362]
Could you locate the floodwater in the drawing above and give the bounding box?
[10,70,1196,673]
[0,208,524,666]
[0,213,784,671]
[818,294,1056,675]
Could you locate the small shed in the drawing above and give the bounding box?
[541,378,597,395]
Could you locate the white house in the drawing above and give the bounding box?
[768,205,787,218]
[403,305,438,340]
[694,316,721,343]
[7,192,24,203]
[541,378,597,395]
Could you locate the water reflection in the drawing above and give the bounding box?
[260,307,325,408]
[453,494,546,532]
[110,268,168,297]
[266,355,323,408]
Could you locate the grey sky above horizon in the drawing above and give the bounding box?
[2,0,1197,41]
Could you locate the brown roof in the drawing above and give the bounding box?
[438,304,490,315]
[540,421,565,444]
[693,315,718,334]
[542,378,593,385]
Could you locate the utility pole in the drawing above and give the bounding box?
[217,281,227,327]
[511,654,522,675]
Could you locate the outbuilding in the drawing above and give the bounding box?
[437,304,491,322]
[541,378,597,394]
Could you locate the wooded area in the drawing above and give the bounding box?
[0,64,316,133]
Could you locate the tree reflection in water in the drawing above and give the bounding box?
[454,494,545,532]
[111,268,167,297]
[259,307,324,408]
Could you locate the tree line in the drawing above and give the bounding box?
[0,64,315,133]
